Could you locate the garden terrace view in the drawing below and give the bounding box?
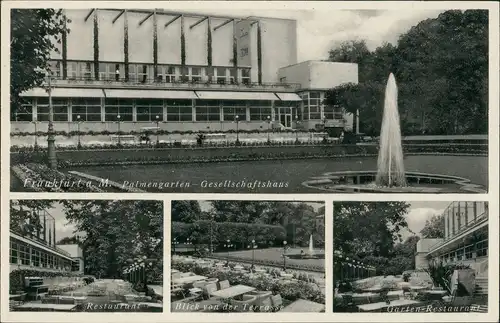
[333,201,489,313]
[9,199,164,312]
[170,200,325,312]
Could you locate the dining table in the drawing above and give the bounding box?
[172,275,207,285]
[210,285,256,299]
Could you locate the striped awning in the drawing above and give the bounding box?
[195,91,278,101]
[20,88,105,98]
[275,92,302,101]
[104,89,197,99]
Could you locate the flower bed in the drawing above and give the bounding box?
[171,261,325,304]
[12,163,105,192]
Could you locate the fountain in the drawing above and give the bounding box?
[307,234,315,257]
[375,74,406,188]
[301,74,486,193]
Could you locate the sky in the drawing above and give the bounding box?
[399,201,450,241]
[45,202,77,241]
[181,9,445,61]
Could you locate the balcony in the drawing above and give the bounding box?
[49,76,301,92]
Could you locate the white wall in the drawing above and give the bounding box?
[416,238,443,253]
[56,244,83,258]
[278,61,358,90]
[59,10,298,83]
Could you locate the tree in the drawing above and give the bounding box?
[56,235,82,245]
[326,10,488,135]
[61,200,163,279]
[10,9,70,117]
[333,202,410,258]
[420,214,445,239]
[171,200,202,223]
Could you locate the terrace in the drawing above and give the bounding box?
[171,255,325,313]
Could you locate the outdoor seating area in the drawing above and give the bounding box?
[10,278,163,312]
[171,255,325,313]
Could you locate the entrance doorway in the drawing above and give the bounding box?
[278,107,294,129]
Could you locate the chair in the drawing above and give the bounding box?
[219,280,230,290]
[230,295,257,312]
[270,294,283,311]
[203,283,218,299]
[172,273,182,280]
[206,278,219,285]
[193,281,208,289]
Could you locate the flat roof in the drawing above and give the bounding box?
[278,60,358,70]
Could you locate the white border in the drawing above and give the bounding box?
[1,1,499,322]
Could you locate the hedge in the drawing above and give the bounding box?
[10,268,83,293]
[172,221,286,248]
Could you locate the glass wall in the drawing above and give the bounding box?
[37,98,69,121]
[136,99,163,122]
[72,98,102,121]
[166,100,192,122]
[443,202,488,239]
[222,100,246,121]
[249,101,272,121]
[10,238,72,271]
[104,99,133,121]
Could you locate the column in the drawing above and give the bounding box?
[444,213,449,239]
[451,204,456,235]
[100,97,106,122]
[456,202,461,232]
[191,99,196,122]
[33,98,38,121]
[132,100,137,122]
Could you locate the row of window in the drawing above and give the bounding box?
[300,92,343,121]
[49,61,252,85]
[437,239,488,263]
[15,99,301,122]
[444,201,488,239]
[10,239,73,271]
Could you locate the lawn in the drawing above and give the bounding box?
[75,155,487,193]
[213,247,325,270]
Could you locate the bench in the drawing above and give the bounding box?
[311,132,328,138]
[110,135,136,143]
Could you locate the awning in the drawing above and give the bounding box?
[195,91,278,101]
[275,92,302,101]
[104,89,197,99]
[20,88,105,98]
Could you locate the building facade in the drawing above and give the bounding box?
[12,9,358,133]
[9,210,75,274]
[415,201,488,277]
[56,244,85,274]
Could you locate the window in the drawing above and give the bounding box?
[129,64,150,83]
[229,68,238,84]
[324,104,343,120]
[190,67,202,83]
[104,99,133,121]
[79,62,93,80]
[241,69,251,84]
[196,100,220,121]
[309,92,322,120]
[136,99,164,122]
[166,66,177,83]
[37,98,69,121]
[41,252,48,268]
[222,101,246,121]
[216,68,227,84]
[279,77,286,83]
[465,244,474,260]
[19,242,30,265]
[456,248,464,261]
[72,260,80,272]
[206,67,214,82]
[72,98,102,122]
[10,241,18,264]
[476,239,488,257]
[300,93,309,120]
[248,101,272,121]
[67,62,78,80]
[48,61,62,78]
[32,249,41,267]
[13,98,33,121]
[179,67,189,83]
[166,100,192,122]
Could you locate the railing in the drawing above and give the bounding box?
[428,212,488,252]
[49,76,302,92]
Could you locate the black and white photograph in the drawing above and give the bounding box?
[170,200,325,312]
[8,199,164,312]
[333,201,489,313]
[9,7,489,193]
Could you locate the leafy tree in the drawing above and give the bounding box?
[171,200,202,223]
[333,202,410,258]
[420,214,445,239]
[56,235,82,245]
[61,200,163,280]
[326,10,488,135]
[10,9,70,118]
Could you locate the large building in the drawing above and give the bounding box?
[12,9,358,133]
[9,209,83,274]
[415,201,488,277]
